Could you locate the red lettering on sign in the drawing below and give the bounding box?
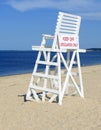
[63,37,69,41]
[60,43,78,47]
[70,37,74,41]
[63,37,75,42]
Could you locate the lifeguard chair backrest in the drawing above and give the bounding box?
[52,12,81,49]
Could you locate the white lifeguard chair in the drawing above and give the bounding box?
[26,12,86,105]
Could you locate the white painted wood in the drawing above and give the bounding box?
[36,61,58,66]
[26,11,86,105]
[32,73,59,79]
[42,52,50,102]
[31,85,59,94]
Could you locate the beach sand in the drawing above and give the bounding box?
[0,65,101,130]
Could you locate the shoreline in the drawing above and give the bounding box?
[0,64,101,130]
[0,64,101,77]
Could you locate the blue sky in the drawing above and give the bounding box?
[0,0,101,50]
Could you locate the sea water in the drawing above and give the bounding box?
[0,50,101,76]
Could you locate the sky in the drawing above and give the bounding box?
[0,0,101,50]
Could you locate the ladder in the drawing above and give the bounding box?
[26,47,63,105]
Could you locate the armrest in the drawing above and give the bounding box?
[42,34,54,39]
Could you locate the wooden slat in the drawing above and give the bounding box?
[59,12,80,19]
[31,85,59,94]
[36,61,58,66]
[32,73,59,79]
[57,19,78,25]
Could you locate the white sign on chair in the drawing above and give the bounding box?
[58,34,79,50]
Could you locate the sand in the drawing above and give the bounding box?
[0,65,101,130]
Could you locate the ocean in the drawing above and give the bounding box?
[0,50,101,76]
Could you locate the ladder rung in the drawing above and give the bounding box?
[71,72,79,76]
[31,85,59,94]
[73,61,77,64]
[68,83,74,87]
[36,61,58,66]
[33,73,59,79]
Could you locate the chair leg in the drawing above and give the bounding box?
[76,51,84,97]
